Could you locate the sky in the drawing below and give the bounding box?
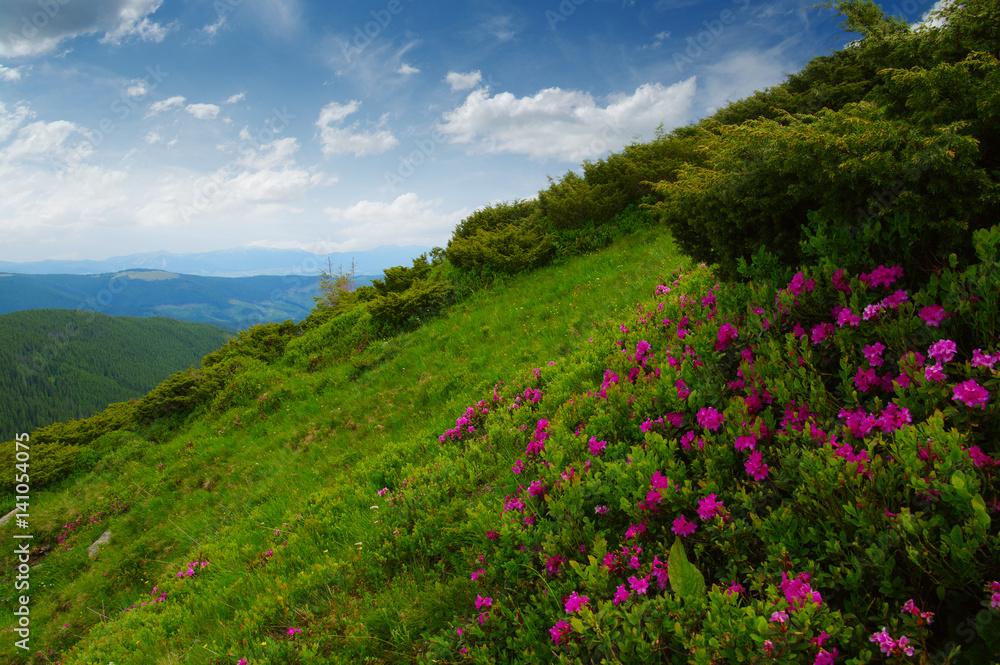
[0,0,944,263]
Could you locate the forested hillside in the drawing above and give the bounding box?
[0,309,231,440]
[1,1,998,663]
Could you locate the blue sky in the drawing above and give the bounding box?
[0,0,943,263]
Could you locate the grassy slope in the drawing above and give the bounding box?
[1,226,686,664]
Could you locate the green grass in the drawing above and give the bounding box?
[1,225,687,664]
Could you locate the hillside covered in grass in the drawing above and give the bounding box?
[2,1,999,663]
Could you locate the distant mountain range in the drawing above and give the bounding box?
[0,245,431,277]
[0,270,327,330]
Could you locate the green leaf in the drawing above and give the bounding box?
[668,536,706,601]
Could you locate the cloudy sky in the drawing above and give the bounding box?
[0,0,936,263]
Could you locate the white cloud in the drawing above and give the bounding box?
[1,0,169,56]
[1,119,89,163]
[146,95,186,117]
[446,70,483,91]
[397,63,420,76]
[143,130,162,144]
[315,100,398,157]
[226,92,246,104]
[0,102,32,141]
[321,193,468,251]
[0,65,23,81]
[124,78,149,97]
[134,135,328,227]
[202,15,227,38]
[186,103,221,120]
[438,79,697,161]
[101,15,174,46]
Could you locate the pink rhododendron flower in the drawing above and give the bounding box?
[588,437,607,456]
[971,349,999,369]
[770,610,788,623]
[928,339,957,363]
[475,595,493,610]
[471,568,484,581]
[697,494,725,520]
[860,264,903,288]
[832,269,851,294]
[672,515,697,537]
[953,380,989,408]
[697,407,725,431]
[924,363,946,382]
[919,304,948,327]
[550,620,572,644]
[512,459,524,474]
[811,322,835,344]
[781,572,823,609]
[715,323,739,351]
[613,584,630,605]
[628,575,650,595]
[836,307,861,328]
[864,342,886,367]
[814,649,839,665]
[564,592,589,613]
[745,450,769,481]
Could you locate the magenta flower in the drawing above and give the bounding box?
[564,591,589,613]
[550,620,572,645]
[697,406,725,431]
[814,649,839,665]
[636,340,652,361]
[471,568,484,581]
[512,459,524,474]
[953,380,989,409]
[238,660,248,665]
[588,437,607,456]
[928,339,957,363]
[286,627,302,636]
[745,450,769,481]
[971,349,999,369]
[696,494,725,520]
[672,515,697,537]
[770,610,788,623]
[836,307,861,328]
[715,323,739,350]
[924,363,946,383]
[919,304,948,327]
[675,378,691,400]
[613,584,631,605]
[863,342,886,367]
[474,595,493,610]
[628,575,650,595]
[990,581,1000,609]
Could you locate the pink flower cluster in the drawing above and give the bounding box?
[176,560,209,578]
[870,628,914,657]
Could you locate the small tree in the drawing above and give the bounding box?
[315,258,357,311]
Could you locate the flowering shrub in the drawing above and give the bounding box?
[423,232,1000,663]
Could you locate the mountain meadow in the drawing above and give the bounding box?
[2,1,999,663]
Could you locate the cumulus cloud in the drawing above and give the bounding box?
[134,135,328,227]
[0,0,169,57]
[124,78,149,97]
[446,70,482,91]
[146,95,186,117]
[315,100,398,157]
[0,65,23,81]
[438,79,697,161]
[396,63,420,75]
[321,193,468,251]
[226,92,246,104]
[0,102,32,141]
[186,103,221,120]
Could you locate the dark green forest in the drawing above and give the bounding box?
[0,309,231,440]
